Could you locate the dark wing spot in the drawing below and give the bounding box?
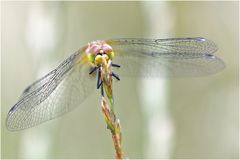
[9,105,17,113]
[204,53,215,59]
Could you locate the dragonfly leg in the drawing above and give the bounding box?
[97,68,102,89]
[97,66,104,97]
[97,80,103,89]
[111,72,120,81]
[89,66,99,75]
[101,81,104,96]
[112,63,120,68]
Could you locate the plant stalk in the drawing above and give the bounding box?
[100,60,123,159]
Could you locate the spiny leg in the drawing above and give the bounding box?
[112,63,120,68]
[97,66,104,96]
[111,63,120,81]
[97,67,103,89]
[111,72,120,81]
[89,66,99,75]
[101,79,104,97]
[95,63,120,96]
[97,80,103,89]
[89,66,103,95]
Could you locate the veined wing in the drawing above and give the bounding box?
[6,47,95,131]
[107,37,225,77]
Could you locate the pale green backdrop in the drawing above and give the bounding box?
[1,1,239,159]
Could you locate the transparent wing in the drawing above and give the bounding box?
[107,37,225,77]
[6,48,96,131]
[7,37,225,130]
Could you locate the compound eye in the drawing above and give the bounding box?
[107,51,114,60]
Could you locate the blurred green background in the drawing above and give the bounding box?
[1,1,239,159]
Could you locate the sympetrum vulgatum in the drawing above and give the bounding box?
[6,37,225,131]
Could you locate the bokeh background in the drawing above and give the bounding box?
[1,1,239,159]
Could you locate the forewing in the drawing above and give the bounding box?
[107,37,225,77]
[6,48,95,131]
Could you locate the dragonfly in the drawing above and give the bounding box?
[6,37,225,131]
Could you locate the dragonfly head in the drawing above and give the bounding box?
[85,40,115,66]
